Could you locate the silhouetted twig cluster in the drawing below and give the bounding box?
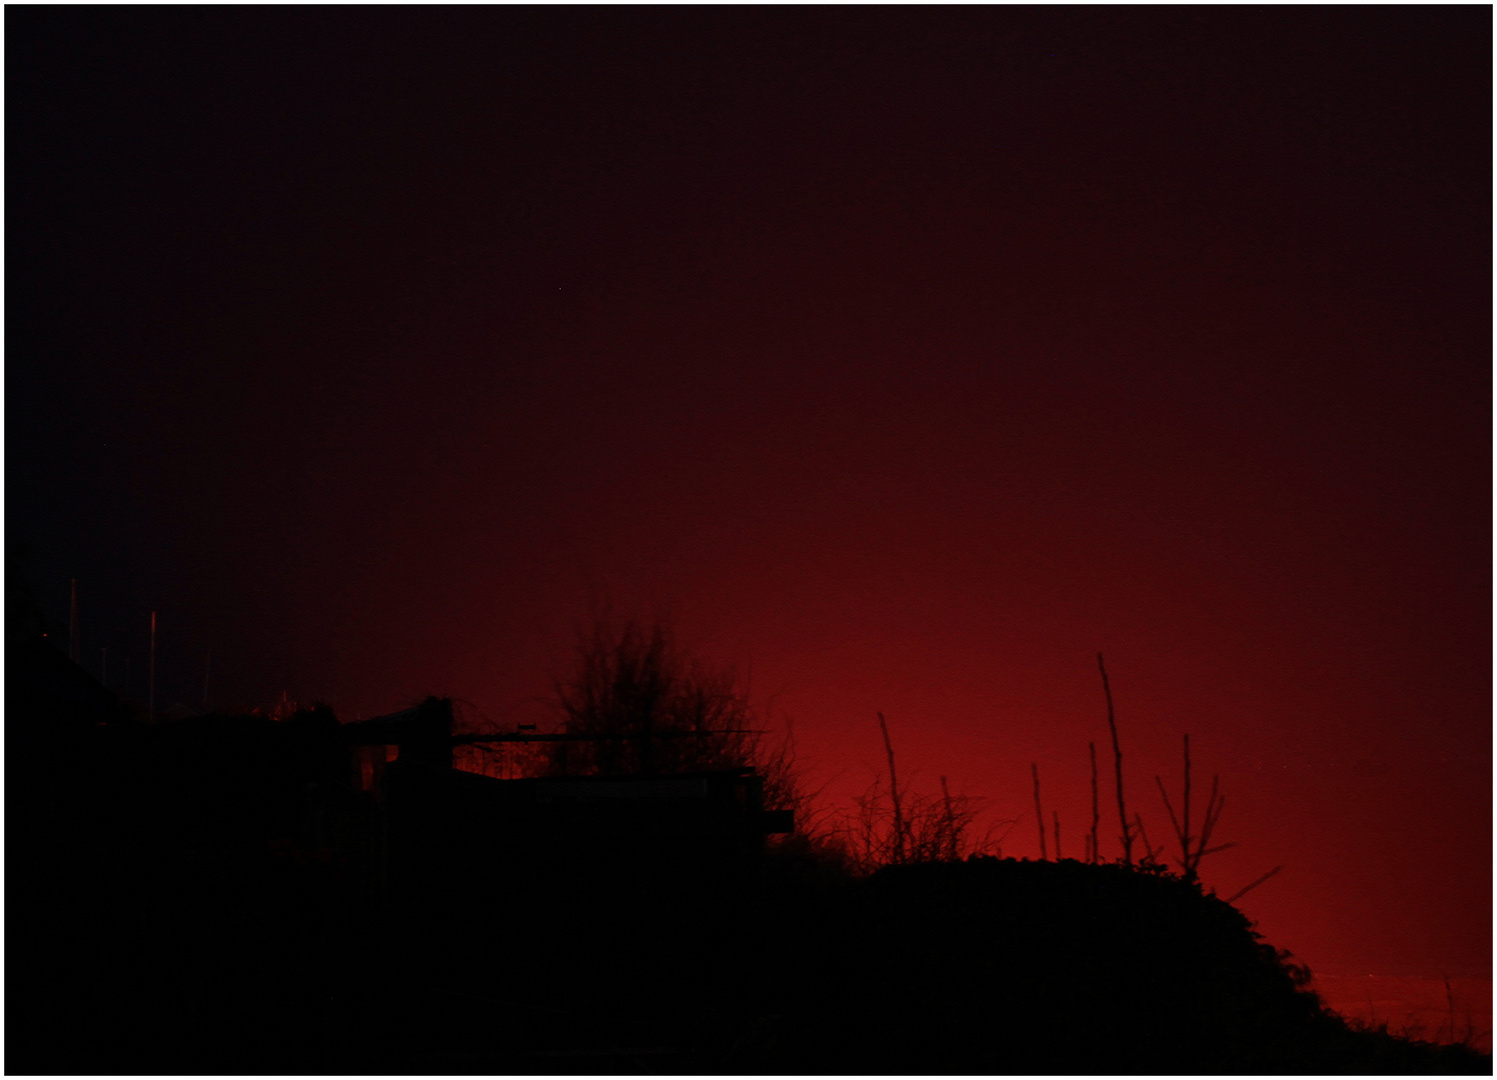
[842,772,987,873]
[838,712,999,873]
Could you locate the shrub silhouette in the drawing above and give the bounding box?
[546,618,807,813]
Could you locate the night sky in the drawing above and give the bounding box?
[9,6,1490,996]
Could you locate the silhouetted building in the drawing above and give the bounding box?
[7,660,792,1072]
[340,698,793,935]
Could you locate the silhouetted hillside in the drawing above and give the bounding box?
[749,856,1491,1074]
[6,649,1488,1074]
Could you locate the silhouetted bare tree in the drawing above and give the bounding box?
[549,619,806,816]
[1154,734,1234,882]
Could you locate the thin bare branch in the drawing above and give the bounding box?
[1089,740,1100,864]
[877,712,905,865]
[1133,812,1160,869]
[1182,734,1192,876]
[1155,774,1187,870]
[1224,865,1282,904]
[1032,762,1047,860]
[1098,653,1132,866]
[940,775,957,861]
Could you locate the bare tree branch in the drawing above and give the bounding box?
[1098,653,1132,866]
[1224,865,1282,904]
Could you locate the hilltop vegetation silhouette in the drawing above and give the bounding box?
[6,614,1488,1074]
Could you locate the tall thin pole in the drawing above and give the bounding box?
[69,579,80,664]
[1099,652,1133,867]
[148,611,157,721]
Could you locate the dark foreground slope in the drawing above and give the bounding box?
[340,845,1491,1074]
[6,651,1487,1075]
[749,856,1491,1074]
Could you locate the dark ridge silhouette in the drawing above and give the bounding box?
[6,629,1488,1074]
[752,856,1490,1075]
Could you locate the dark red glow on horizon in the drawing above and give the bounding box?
[9,4,1488,1016]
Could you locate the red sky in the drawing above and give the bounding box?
[9,7,1489,987]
